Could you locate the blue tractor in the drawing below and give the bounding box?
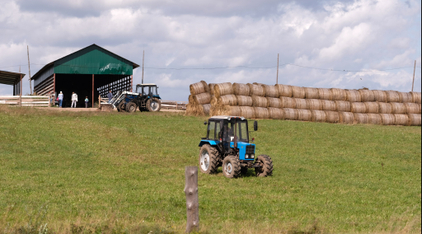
[109,84,162,113]
[199,116,273,178]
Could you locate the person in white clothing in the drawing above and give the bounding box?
[71,92,78,108]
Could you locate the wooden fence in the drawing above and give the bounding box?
[161,100,187,110]
[0,96,50,107]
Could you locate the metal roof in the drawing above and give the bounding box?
[0,70,25,85]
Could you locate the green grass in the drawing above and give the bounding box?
[0,106,420,233]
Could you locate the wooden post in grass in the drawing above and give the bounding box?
[184,166,199,233]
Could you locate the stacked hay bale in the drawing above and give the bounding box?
[186,81,421,126]
[186,80,212,116]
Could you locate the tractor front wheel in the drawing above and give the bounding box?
[117,102,126,112]
[222,156,241,178]
[199,145,219,174]
[255,155,273,177]
[146,98,161,112]
[126,102,137,113]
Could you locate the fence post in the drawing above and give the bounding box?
[184,166,199,233]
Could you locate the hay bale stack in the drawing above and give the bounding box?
[380,114,396,125]
[214,82,234,98]
[331,88,347,101]
[208,83,216,96]
[367,114,382,125]
[194,92,212,105]
[297,109,312,121]
[399,92,413,103]
[386,90,401,103]
[351,102,367,113]
[311,110,327,122]
[408,114,421,126]
[218,95,238,106]
[189,80,208,95]
[305,87,319,99]
[237,95,253,106]
[359,89,375,102]
[248,83,265,96]
[336,101,351,112]
[283,108,298,120]
[267,97,283,108]
[379,103,393,114]
[240,106,255,119]
[404,103,421,114]
[263,85,279,98]
[220,106,241,116]
[411,92,421,104]
[252,96,268,107]
[364,102,379,113]
[233,83,250,96]
[277,84,293,97]
[346,90,362,102]
[292,86,306,99]
[390,102,407,114]
[307,99,323,110]
[339,112,355,124]
[373,90,387,102]
[354,113,369,124]
[325,111,340,123]
[268,108,284,119]
[281,97,296,109]
[321,100,337,111]
[318,88,332,100]
[394,114,409,125]
[254,107,270,119]
[295,98,309,109]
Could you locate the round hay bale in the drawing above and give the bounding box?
[367,113,382,125]
[311,110,327,122]
[237,95,253,106]
[210,96,218,106]
[390,102,407,114]
[252,95,268,107]
[254,107,270,119]
[346,90,362,102]
[263,85,279,98]
[380,114,395,125]
[268,107,284,119]
[404,103,421,114]
[339,112,354,124]
[267,97,283,108]
[189,81,207,95]
[295,98,309,109]
[277,84,293,97]
[325,111,340,123]
[321,100,337,111]
[359,89,375,102]
[364,102,379,113]
[281,97,296,109]
[354,113,369,124]
[411,92,421,104]
[336,101,351,112]
[351,102,367,113]
[220,105,241,116]
[379,102,393,114]
[307,99,323,110]
[188,95,196,105]
[318,88,332,100]
[399,92,413,103]
[373,90,388,102]
[194,92,211,105]
[208,83,216,95]
[197,104,211,116]
[214,83,234,97]
[408,114,421,126]
[248,83,265,96]
[386,90,401,103]
[240,106,255,119]
[331,88,347,101]
[218,95,237,106]
[297,109,312,121]
[283,108,298,120]
[292,86,306,99]
[305,87,319,99]
[233,83,250,96]
[394,114,409,125]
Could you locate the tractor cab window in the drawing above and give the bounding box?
[150,86,158,96]
[224,119,249,143]
[207,121,222,140]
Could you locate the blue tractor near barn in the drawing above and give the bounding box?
[198,116,273,178]
[108,83,162,113]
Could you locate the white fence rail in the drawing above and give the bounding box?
[0,96,50,107]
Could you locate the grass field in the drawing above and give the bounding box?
[0,106,420,234]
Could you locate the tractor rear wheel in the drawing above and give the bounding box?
[255,155,273,177]
[222,156,241,178]
[117,102,126,112]
[199,145,219,174]
[126,102,137,113]
[146,98,161,112]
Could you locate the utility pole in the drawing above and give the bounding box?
[27,45,32,95]
[411,60,416,92]
[276,53,279,85]
[142,50,145,84]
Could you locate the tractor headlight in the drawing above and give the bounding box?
[245,154,249,159]
[251,154,255,159]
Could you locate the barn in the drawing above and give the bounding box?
[32,44,139,107]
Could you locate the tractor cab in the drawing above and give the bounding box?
[135,83,161,99]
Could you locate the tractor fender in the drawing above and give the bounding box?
[198,140,219,147]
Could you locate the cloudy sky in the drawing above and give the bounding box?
[0,0,420,101]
